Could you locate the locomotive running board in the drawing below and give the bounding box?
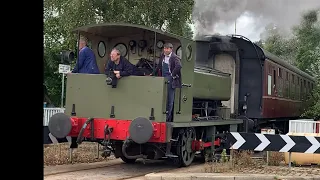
[168,119,243,127]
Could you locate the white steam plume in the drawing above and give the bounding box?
[192,0,320,38]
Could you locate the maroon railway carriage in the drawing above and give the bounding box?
[233,36,315,133]
[199,35,315,133]
[261,52,315,120]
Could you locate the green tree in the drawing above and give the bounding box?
[182,23,194,39]
[260,23,298,65]
[293,10,320,118]
[292,9,320,73]
[254,40,263,47]
[44,0,194,106]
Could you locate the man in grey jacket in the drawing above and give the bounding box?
[152,43,182,122]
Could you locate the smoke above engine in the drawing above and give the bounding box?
[192,0,320,38]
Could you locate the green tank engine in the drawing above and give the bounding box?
[48,23,243,167]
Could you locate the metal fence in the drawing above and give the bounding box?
[43,108,65,126]
[288,119,320,134]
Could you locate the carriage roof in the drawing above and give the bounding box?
[260,48,315,81]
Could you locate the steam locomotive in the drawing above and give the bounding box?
[48,23,315,167]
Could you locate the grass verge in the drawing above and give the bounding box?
[204,150,286,173]
[44,142,109,166]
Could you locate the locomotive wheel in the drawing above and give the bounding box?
[177,127,196,167]
[120,155,136,164]
[114,142,137,164]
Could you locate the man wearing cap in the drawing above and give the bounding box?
[71,36,100,74]
[151,43,182,122]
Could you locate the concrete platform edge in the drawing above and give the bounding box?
[144,173,320,180]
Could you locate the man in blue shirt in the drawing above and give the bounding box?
[72,36,100,74]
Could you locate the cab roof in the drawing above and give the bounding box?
[72,22,191,41]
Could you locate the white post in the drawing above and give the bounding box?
[288,152,292,168]
[58,64,70,108]
[261,128,275,165]
[61,74,65,108]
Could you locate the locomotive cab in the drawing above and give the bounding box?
[63,23,194,123]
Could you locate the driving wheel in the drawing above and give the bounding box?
[176,127,196,167]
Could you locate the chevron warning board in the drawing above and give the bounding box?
[226,132,320,154]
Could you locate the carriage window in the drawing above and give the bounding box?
[273,70,276,85]
[292,74,295,84]
[304,80,307,98]
[278,68,282,78]
[286,72,289,80]
[268,75,272,95]
[300,79,303,100]
[268,65,272,74]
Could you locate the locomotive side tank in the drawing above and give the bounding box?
[193,68,231,101]
[48,23,242,168]
[64,68,231,121]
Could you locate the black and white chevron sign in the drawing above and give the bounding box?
[226,132,320,154]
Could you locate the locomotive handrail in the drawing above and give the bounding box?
[194,67,231,77]
[182,83,192,87]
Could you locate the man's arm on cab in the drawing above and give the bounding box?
[105,60,113,75]
[171,56,182,77]
[72,49,85,73]
[119,60,134,77]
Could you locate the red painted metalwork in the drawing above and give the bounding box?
[191,138,221,151]
[68,117,167,143]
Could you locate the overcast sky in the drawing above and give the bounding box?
[212,13,262,41]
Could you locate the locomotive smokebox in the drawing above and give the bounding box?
[48,113,72,139]
[129,117,154,144]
